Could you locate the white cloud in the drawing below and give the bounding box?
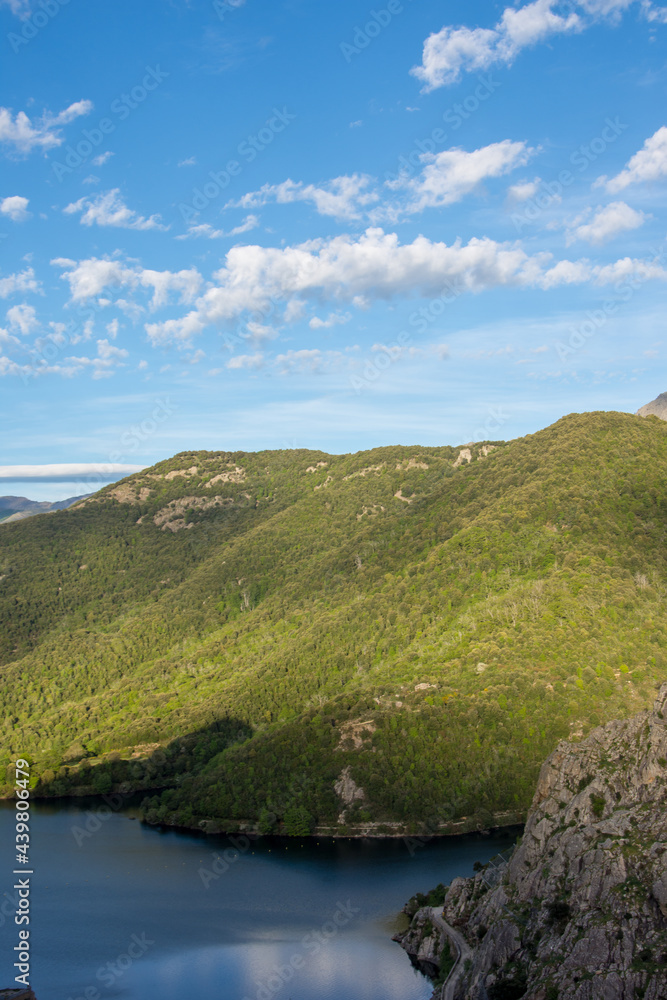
[50,100,93,126]
[507,178,541,202]
[410,0,661,90]
[145,312,205,346]
[176,214,260,240]
[51,232,667,354]
[394,140,535,211]
[106,318,119,339]
[139,228,599,346]
[226,352,265,370]
[600,126,667,192]
[52,256,202,310]
[92,151,114,167]
[64,189,168,231]
[244,321,278,346]
[0,195,30,222]
[7,303,38,335]
[229,174,379,220]
[227,214,260,236]
[0,267,39,299]
[275,349,325,374]
[66,339,129,380]
[642,1,667,21]
[309,312,352,329]
[0,100,93,156]
[0,463,144,479]
[0,327,20,349]
[52,257,137,300]
[178,156,197,167]
[228,145,533,225]
[96,338,128,361]
[411,0,581,90]
[566,201,647,244]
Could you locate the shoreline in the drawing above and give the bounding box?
[16,789,525,840]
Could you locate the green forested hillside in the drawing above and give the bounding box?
[3,411,667,835]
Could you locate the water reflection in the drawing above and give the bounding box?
[0,801,519,1000]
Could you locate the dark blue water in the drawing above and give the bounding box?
[0,801,516,1000]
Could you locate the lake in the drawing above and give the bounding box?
[0,801,517,1000]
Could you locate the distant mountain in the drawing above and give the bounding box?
[637,391,667,420]
[0,494,91,524]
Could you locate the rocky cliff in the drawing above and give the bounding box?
[398,684,667,999]
[637,393,667,421]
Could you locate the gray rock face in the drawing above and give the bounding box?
[399,685,667,999]
[637,393,667,420]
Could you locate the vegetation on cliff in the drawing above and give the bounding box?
[398,684,667,998]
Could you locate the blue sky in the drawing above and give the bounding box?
[0,0,666,499]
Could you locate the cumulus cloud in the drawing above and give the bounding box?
[7,303,38,335]
[0,266,39,299]
[139,228,635,346]
[394,140,535,211]
[228,174,379,220]
[0,195,30,222]
[309,312,352,329]
[410,0,663,90]
[226,352,265,370]
[599,126,667,192]
[411,0,581,90]
[52,256,202,310]
[507,178,541,202]
[275,349,327,374]
[50,231,667,353]
[0,100,93,156]
[64,189,168,231]
[566,201,647,244]
[227,145,533,225]
[92,151,114,167]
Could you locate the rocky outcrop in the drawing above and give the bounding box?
[398,685,667,999]
[397,906,448,978]
[637,393,667,421]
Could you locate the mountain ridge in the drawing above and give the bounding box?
[1,410,667,836]
[0,494,91,523]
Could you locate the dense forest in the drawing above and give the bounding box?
[2,410,667,835]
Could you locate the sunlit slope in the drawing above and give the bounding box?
[2,412,667,832]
